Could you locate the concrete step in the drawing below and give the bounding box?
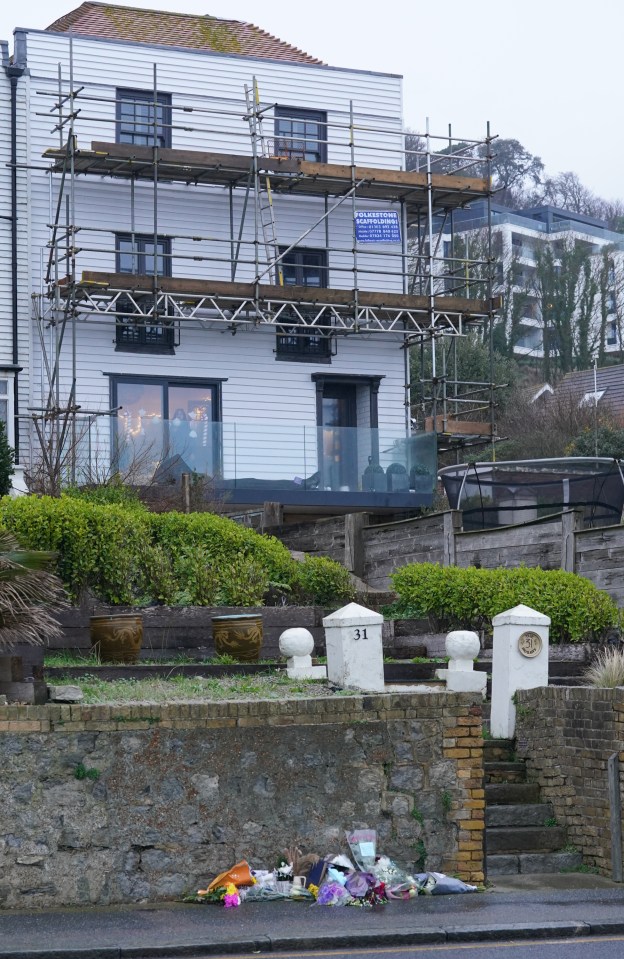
[484,761,527,784]
[486,825,568,854]
[483,739,515,763]
[487,850,584,876]
[485,782,541,805]
[486,802,555,828]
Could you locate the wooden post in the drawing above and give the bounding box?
[560,506,584,573]
[443,510,462,567]
[345,512,367,577]
[181,472,191,514]
[262,501,283,529]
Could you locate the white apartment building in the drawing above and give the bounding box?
[449,202,624,361]
[0,3,495,512]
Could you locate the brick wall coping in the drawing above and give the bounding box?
[0,692,481,735]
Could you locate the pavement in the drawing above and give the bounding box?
[1,874,624,959]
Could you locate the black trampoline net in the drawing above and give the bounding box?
[439,458,624,531]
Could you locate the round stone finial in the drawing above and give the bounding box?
[445,629,480,662]
[279,627,315,659]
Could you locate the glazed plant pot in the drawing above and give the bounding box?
[90,613,144,664]
[212,614,263,662]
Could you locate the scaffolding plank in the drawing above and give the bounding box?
[43,141,490,209]
[76,271,496,316]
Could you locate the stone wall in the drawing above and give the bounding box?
[0,693,484,909]
[515,687,624,877]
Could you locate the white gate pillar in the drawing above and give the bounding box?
[323,602,384,691]
[490,603,550,739]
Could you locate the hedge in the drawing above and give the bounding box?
[0,496,354,608]
[390,562,618,644]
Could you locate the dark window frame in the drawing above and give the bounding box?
[116,87,172,149]
[109,374,224,480]
[276,246,333,362]
[274,106,327,163]
[115,233,175,354]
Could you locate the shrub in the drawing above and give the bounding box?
[292,554,356,607]
[0,495,149,604]
[390,562,618,643]
[148,511,293,586]
[64,481,145,511]
[0,496,355,609]
[583,647,624,687]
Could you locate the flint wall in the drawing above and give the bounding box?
[0,692,484,909]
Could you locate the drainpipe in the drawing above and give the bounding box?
[4,32,26,460]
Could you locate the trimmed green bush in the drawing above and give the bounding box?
[0,495,150,604]
[390,562,618,643]
[0,495,354,609]
[292,554,356,607]
[148,511,293,586]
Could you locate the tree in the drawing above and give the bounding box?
[495,388,613,461]
[567,424,624,459]
[532,237,600,379]
[488,138,544,207]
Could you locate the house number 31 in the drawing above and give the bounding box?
[353,628,368,640]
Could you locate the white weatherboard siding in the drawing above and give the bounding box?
[0,66,31,453]
[22,30,408,481]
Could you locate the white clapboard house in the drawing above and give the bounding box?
[0,3,494,512]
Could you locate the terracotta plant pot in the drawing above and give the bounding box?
[90,613,143,664]
[212,614,263,662]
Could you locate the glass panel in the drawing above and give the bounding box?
[167,385,216,475]
[0,400,8,430]
[116,381,164,478]
[0,380,8,395]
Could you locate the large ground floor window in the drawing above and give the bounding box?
[110,376,222,480]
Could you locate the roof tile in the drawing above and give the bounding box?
[46,2,324,64]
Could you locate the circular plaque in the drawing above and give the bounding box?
[518,630,542,658]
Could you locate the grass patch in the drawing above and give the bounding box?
[45,652,280,668]
[51,672,351,704]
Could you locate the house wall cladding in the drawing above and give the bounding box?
[0,693,484,909]
[22,31,408,456]
[516,687,624,877]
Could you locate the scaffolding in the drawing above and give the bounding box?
[28,41,502,486]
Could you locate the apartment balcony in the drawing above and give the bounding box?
[77,419,437,510]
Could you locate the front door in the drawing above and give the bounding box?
[319,383,357,490]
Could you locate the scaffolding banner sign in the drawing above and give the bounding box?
[354,211,401,243]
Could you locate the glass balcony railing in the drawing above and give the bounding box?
[74,418,437,501]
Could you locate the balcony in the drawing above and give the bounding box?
[79,419,437,510]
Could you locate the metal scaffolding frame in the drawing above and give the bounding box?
[27,41,502,483]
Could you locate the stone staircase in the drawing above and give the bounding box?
[485,737,583,876]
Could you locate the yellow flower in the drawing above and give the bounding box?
[225,883,237,895]
[308,883,319,899]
